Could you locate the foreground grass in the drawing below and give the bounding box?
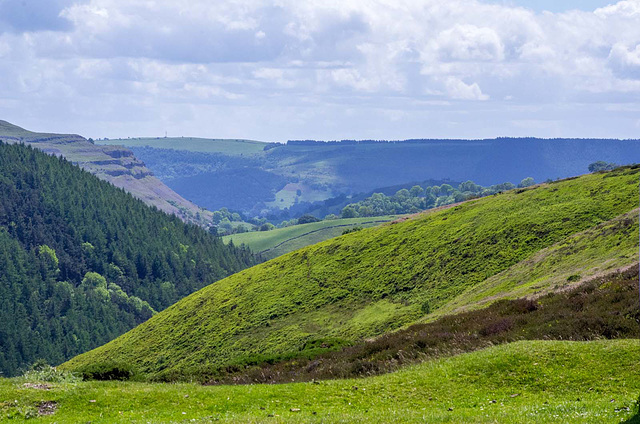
[223,216,398,259]
[3,341,639,423]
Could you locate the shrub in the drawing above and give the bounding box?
[298,214,321,224]
[342,226,363,235]
[77,362,137,381]
[21,360,80,384]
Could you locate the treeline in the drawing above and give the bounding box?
[288,137,640,146]
[0,142,257,376]
[129,146,258,182]
[338,179,534,218]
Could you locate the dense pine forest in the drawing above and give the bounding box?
[0,142,257,376]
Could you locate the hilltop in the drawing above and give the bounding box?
[64,166,640,380]
[0,121,211,226]
[102,136,269,156]
[0,142,256,376]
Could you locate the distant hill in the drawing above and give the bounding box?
[0,142,256,376]
[64,166,639,380]
[111,136,640,217]
[102,136,269,156]
[0,121,212,226]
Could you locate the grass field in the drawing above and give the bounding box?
[102,137,268,156]
[63,168,640,380]
[223,216,398,259]
[3,341,639,423]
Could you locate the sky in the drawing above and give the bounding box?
[491,1,615,13]
[1,0,640,141]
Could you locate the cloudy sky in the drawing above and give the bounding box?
[1,0,639,141]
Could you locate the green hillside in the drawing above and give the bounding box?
[6,340,640,423]
[223,216,398,259]
[0,142,256,376]
[64,167,640,380]
[102,137,268,156]
[201,267,639,385]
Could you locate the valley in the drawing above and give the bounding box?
[4,2,640,422]
[106,137,640,219]
[1,139,638,423]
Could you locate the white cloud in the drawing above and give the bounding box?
[0,0,639,139]
[436,25,505,62]
[608,43,640,78]
[595,0,640,17]
[444,77,489,100]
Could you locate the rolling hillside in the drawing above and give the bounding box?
[0,121,211,226]
[64,166,640,380]
[0,142,256,376]
[223,216,398,259]
[109,136,640,215]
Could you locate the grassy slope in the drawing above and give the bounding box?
[6,341,640,423]
[435,208,639,318]
[203,267,639,384]
[223,216,398,259]
[63,168,640,379]
[102,137,268,156]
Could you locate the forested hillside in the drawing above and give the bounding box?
[0,121,212,226]
[0,142,256,376]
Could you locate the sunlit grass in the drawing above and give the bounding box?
[3,341,639,423]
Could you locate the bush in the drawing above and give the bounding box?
[77,362,138,381]
[22,360,80,384]
[298,214,321,224]
[342,226,363,235]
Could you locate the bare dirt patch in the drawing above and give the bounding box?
[22,383,51,390]
[38,401,57,416]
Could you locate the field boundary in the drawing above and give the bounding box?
[259,220,391,254]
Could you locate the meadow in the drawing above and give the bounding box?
[2,341,639,423]
[223,216,398,259]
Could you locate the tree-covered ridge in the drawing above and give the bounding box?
[0,142,257,376]
[338,179,533,218]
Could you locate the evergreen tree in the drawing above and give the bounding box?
[0,142,258,376]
